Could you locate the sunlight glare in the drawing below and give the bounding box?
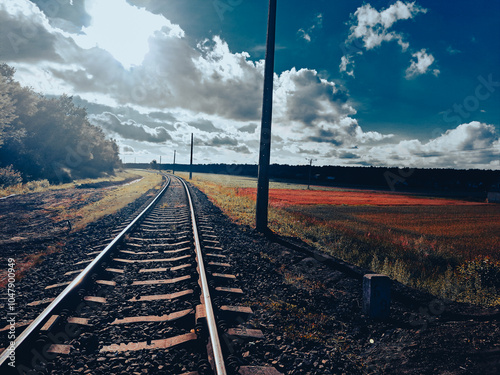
[75,0,178,69]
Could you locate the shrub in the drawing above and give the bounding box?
[458,256,500,290]
[0,165,22,187]
[25,179,50,192]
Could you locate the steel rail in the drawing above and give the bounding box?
[177,176,227,375]
[0,175,171,367]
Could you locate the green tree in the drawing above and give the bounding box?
[0,65,18,146]
[0,63,121,183]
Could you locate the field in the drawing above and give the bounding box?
[184,172,500,306]
[237,188,499,259]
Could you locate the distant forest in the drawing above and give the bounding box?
[0,63,120,185]
[130,162,500,195]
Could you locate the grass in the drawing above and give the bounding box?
[184,172,500,306]
[69,169,163,231]
[1,169,163,230]
[0,170,163,288]
[0,169,141,197]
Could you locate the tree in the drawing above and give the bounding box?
[0,66,18,146]
[0,62,121,183]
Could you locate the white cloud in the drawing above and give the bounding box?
[298,13,323,42]
[271,68,393,148]
[360,122,499,169]
[340,1,436,79]
[192,36,255,82]
[89,112,172,143]
[339,55,355,77]
[348,1,425,50]
[425,122,498,152]
[0,0,68,61]
[297,28,311,42]
[406,49,439,78]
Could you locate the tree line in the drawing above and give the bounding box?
[134,162,499,194]
[0,63,120,186]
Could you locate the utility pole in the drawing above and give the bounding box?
[173,150,176,175]
[256,0,278,233]
[306,158,316,190]
[189,133,193,180]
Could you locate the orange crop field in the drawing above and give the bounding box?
[235,187,485,207]
[236,187,500,261]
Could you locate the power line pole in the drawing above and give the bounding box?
[306,158,316,190]
[173,150,176,175]
[256,0,278,233]
[189,133,193,180]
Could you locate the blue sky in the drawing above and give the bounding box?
[0,0,499,168]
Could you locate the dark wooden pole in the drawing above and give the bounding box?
[307,159,312,190]
[189,133,193,180]
[173,150,176,175]
[256,0,278,233]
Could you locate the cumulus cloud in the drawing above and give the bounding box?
[362,122,499,169]
[297,29,311,42]
[338,151,360,159]
[33,0,91,33]
[0,1,64,61]
[271,68,392,147]
[340,1,436,79]
[205,135,239,147]
[89,112,172,143]
[425,122,498,152]
[188,119,220,133]
[148,111,177,122]
[348,1,424,49]
[232,145,251,154]
[239,123,258,133]
[406,49,440,78]
[1,2,374,150]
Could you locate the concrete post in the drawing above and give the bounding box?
[363,274,391,319]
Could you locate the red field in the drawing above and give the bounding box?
[236,187,500,260]
[236,188,486,207]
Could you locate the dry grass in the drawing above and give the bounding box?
[0,170,163,288]
[70,170,163,231]
[0,170,144,197]
[185,172,500,306]
[0,169,163,231]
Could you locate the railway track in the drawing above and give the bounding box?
[0,175,279,375]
